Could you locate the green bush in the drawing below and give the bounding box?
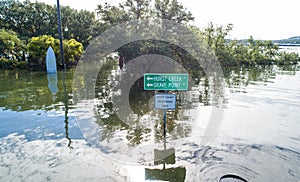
[27,35,83,67]
[15,61,27,69]
[0,57,28,69]
[64,39,84,63]
[27,35,60,65]
[0,57,16,69]
[277,52,300,65]
[0,29,27,61]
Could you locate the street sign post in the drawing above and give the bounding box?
[155,94,176,110]
[144,74,188,90]
[144,73,188,137]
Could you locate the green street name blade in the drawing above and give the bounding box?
[144,73,188,90]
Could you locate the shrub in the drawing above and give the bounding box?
[27,35,83,67]
[0,57,16,69]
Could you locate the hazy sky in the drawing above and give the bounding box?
[36,0,299,40]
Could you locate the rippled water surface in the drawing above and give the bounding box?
[0,63,300,181]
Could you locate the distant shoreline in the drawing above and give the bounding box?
[276,44,300,47]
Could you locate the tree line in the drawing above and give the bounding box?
[0,0,299,70]
[0,0,94,69]
[202,23,300,66]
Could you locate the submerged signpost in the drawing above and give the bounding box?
[144,73,188,181]
[144,73,188,136]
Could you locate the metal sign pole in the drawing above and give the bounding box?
[163,108,166,137]
[144,73,188,139]
[56,0,66,70]
[163,90,167,137]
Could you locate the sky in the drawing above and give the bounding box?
[35,0,300,40]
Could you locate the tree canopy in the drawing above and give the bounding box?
[27,35,83,68]
[0,29,26,61]
[96,0,194,25]
[0,0,96,47]
[0,0,299,70]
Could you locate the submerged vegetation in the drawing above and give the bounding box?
[0,0,299,70]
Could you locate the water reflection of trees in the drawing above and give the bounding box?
[1,64,297,113]
[94,59,216,146]
[0,69,74,111]
[93,61,300,147]
[224,65,300,93]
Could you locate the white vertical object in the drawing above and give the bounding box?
[46,46,57,73]
[47,73,58,94]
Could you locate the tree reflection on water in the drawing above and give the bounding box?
[94,59,210,147]
[93,59,300,149]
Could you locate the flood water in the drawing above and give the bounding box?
[0,62,300,181]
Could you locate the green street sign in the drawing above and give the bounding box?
[144,73,188,90]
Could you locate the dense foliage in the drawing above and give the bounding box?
[0,0,299,70]
[0,29,27,61]
[98,1,299,67]
[0,29,27,69]
[27,35,83,68]
[0,0,96,46]
[0,0,89,69]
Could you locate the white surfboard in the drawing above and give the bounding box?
[46,46,57,73]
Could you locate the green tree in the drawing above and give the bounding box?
[97,3,129,25]
[0,0,56,40]
[96,0,194,26]
[96,0,196,61]
[247,36,260,61]
[27,35,60,65]
[244,37,280,64]
[277,51,300,65]
[0,1,95,47]
[258,40,279,63]
[60,6,96,47]
[203,22,233,63]
[63,39,84,64]
[0,29,27,61]
[154,0,194,23]
[122,0,151,20]
[227,39,248,65]
[27,35,83,68]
